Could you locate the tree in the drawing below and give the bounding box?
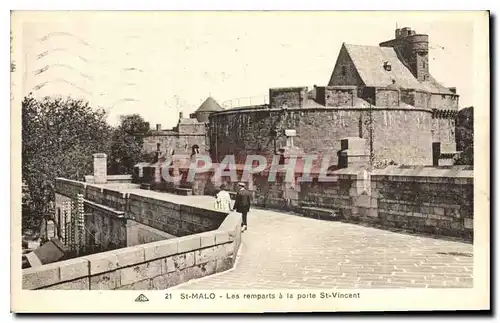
[108,114,150,175]
[22,95,112,231]
[454,107,474,165]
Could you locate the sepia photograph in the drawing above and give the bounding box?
[10,9,490,313]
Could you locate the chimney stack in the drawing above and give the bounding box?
[93,153,107,184]
[156,124,161,131]
[179,112,183,119]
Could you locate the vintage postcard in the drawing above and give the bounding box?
[11,10,490,313]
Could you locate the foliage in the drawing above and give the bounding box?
[454,107,474,166]
[454,144,473,166]
[108,114,150,175]
[22,95,112,231]
[141,151,159,163]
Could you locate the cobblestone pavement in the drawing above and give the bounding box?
[173,208,473,289]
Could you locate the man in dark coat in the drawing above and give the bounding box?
[232,182,251,231]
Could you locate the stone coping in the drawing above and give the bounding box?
[22,211,241,290]
[85,175,133,180]
[57,178,229,226]
[371,165,473,183]
[84,199,126,217]
[56,177,86,186]
[210,104,433,116]
[56,178,206,208]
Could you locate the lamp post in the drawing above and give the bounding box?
[364,98,375,216]
[365,98,374,172]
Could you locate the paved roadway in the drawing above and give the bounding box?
[172,208,473,289]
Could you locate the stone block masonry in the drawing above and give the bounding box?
[209,106,434,167]
[269,87,308,109]
[93,153,107,184]
[22,212,241,290]
[297,166,474,240]
[371,166,473,239]
[127,193,226,237]
[54,178,229,246]
[181,164,473,240]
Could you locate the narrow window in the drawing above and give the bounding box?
[341,66,347,76]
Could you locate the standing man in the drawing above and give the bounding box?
[232,182,251,232]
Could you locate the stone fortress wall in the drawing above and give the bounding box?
[23,175,242,290]
[208,86,435,166]
[173,138,474,241]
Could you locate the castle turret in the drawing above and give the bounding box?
[380,27,429,82]
[192,97,223,122]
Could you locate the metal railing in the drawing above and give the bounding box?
[221,95,269,109]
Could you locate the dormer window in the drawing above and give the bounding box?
[383,61,392,71]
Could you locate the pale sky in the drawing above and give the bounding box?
[14,11,478,128]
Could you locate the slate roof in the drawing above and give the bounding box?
[196,97,224,112]
[178,118,201,124]
[343,44,454,95]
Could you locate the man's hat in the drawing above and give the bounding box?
[237,182,245,187]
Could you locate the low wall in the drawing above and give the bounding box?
[83,201,175,252]
[55,179,228,243]
[127,193,226,237]
[84,175,133,184]
[22,212,242,290]
[126,220,176,247]
[166,166,473,240]
[84,200,128,252]
[35,178,240,290]
[371,167,473,239]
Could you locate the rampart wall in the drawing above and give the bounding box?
[22,212,241,290]
[24,179,242,290]
[209,107,433,166]
[172,165,473,240]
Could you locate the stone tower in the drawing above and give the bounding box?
[379,27,430,82]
